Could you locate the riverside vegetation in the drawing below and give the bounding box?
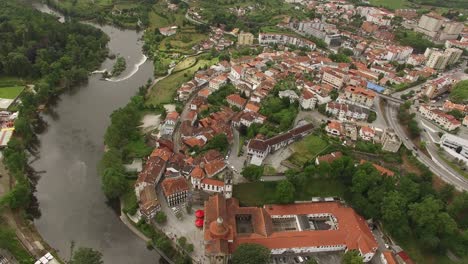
[0,0,108,261]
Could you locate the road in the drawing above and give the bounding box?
[384,103,468,191]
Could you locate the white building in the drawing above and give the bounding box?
[440,134,468,163]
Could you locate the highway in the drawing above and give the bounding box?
[384,103,468,191]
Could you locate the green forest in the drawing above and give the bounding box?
[0,0,108,214]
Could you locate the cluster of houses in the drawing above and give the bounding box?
[0,111,17,148]
[325,120,402,152]
[419,102,465,131]
[193,27,234,51]
[134,136,233,219]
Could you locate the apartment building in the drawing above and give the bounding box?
[339,86,376,108]
[381,128,402,153]
[424,48,462,70]
[321,68,349,89]
[161,176,189,207]
[419,105,461,131]
[238,31,254,45]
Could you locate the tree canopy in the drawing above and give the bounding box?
[70,247,103,264]
[231,243,271,264]
[449,80,468,104]
[342,250,363,264]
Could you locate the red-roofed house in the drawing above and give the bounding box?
[226,94,247,109]
[204,159,227,178]
[209,74,228,91]
[380,251,397,264]
[326,120,343,136]
[359,126,375,141]
[419,105,461,131]
[315,151,343,165]
[161,176,189,207]
[203,195,378,263]
[300,88,317,110]
[360,160,395,177]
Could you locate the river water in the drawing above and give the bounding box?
[31,3,159,263]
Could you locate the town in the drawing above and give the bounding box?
[0,0,467,264]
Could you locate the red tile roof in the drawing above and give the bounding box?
[201,178,224,187]
[161,176,189,197]
[191,166,205,179]
[317,151,343,164]
[360,160,395,177]
[204,195,378,257]
[204,160,227,177]
[150,147,173,161]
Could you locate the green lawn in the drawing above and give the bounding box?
[147,56,218,105]
[369,0,409,9]
[233,179,346,207]
[396,234,468,264]
[288,134,329,167]
[173,56,197,72]
[0,86,24,99]
[159,31,207,54]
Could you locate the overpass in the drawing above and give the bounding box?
[377,93,404,104]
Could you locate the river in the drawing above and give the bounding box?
[31,3,159,263]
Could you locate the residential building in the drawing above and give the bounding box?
[247,123,314,165]
[415,13,463,41]
[315,151,343,165]
[440,133,468,161]
[238,32,254,45]
[359,126,375,141]
[300,89,317,110]
[339,86,376,108]
[138,185,160,219]
[381,128,402,153]
[419,105,461,131]
[424,47,462,70]
[161,176,189,207]
[326,102,369,121]
[321,68,348,89]
[209,74,228,91]
[159,26,177,36]
[161,111,179,136]
[258,33,316,50]
[278,90,299,103]
[326,120,343,137]
[226,94,247,109]
[443,100,467,114]
[360,160,395,177]
[203,195,378,264]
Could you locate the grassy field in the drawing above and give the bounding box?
[159,30,207,54]
[369,0,409,9]
[147,56,218,105]
[287,134,329,167]
[0,86,24,99]
[233,179,346,207]
[173,57,198,72]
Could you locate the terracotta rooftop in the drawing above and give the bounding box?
[204,195,378,257]
[150,147,173,161]
[161,176,189,197]
[201,177,225,187]
[360,160,395,177]
[204,159,227,177]
[317,151,343,164]
[190,165,205,179]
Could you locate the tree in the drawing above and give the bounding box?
[275,180,295,204]
[342,250,363,264]
[241,165,264,181]
[231,243,270,264]
[155,211,167,224]
[381,191,410,238]
[306,259,318,264]
[101,167,127,199]
[449,80,468,104]
[70,247,103,264]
